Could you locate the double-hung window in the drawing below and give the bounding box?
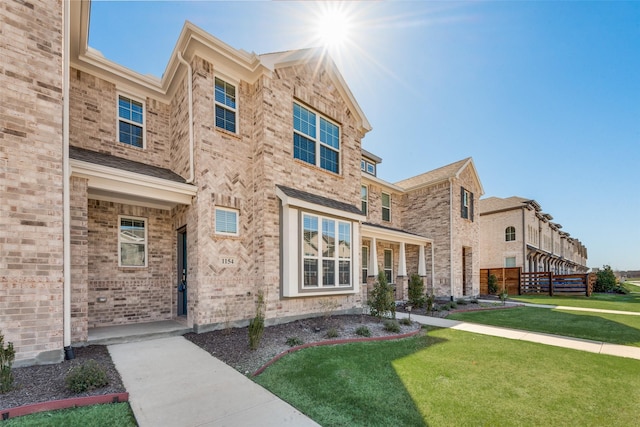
[215,77,236,133]
[384,249,393,284]
[461,187,474,221]
[215,207,239,236]
[381,192,391,222]
[293,103,340,174]
[361,246,369,284]
[118,95,144,148]
[302,213,351,288]
[119,216,147,267]
[361,185,368,215]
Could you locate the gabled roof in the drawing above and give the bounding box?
[395,157,484,195]
[478,196,539,214]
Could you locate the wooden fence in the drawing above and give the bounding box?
[482,268,595,297]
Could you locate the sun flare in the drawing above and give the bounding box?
[314,5,354,50]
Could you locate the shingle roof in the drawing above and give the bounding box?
[362,222,429,239]
[70,146,187,183]
[395,158,471,190]
[276,185,364,216]
[478,196,532,214]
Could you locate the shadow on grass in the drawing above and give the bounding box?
[254,330,449,427]
[448,306,640,346]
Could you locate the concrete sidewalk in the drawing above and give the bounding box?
[396,312,640,360]
[108,337,319,427]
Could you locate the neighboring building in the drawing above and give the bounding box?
[1,0,483,366]
[478,197,588,273]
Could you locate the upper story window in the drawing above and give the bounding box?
[461,187,474,221]
[361,185,368,215]
[215,77,237,133]
[381,192,391,222]
[118,95,144,148]
[215,207,239,236]
[505,226,516,241]
[119,216,147,267]
[293,103,340,174]
[361,159,376,176]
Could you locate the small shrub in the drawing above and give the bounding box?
[470,297,479,304]
[456,298,468,305]
[318,299,340,321]
[450,301,458,309]
[355,326,371,337]
[0,331,15,393]
[488,274,499,295]
[595,265,617,293]
[399,318,412,326]
[408,274,426,308]
[499,289,509,305]
[326,328,339,339]
[383,320,401,333]
[65,360,108,393]
[286,337,303,347]
[368,271,396,319]
[426,293,435,314]
[613,285,629,295]
[248,290,265,350]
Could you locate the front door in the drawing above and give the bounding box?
[177,227,187,316]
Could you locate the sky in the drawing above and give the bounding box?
[88,1,640,271]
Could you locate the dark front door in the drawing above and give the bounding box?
[177,227,187,316]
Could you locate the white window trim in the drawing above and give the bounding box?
[301,213,352,289]
[214,207,240,236]
[116,92,146,149]
[381,192,391,222]
[505,256,517,268]
[361,185,368,216]
[293,102,341,174]
[214,75,238,134]
[118,215,148,268]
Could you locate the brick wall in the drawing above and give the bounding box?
[70,176,88,342]
[0,0,64,366]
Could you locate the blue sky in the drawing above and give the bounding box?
[89,1,640,271]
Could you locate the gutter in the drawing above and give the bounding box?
[176,52,194,184]
[62,0,73,359]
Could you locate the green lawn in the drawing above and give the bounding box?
[510,292,640,312]
[624,281,640,293]
[255,330,640,426]
[448,306,640,346]
[3,403,136,427]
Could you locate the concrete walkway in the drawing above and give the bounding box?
[108,336,319,427]
[396,309,640,361]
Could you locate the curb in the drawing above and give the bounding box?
[252,328,422,377]
[1,392,129,421]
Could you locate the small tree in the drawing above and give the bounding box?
[594,265,617,293]
[0,331,15,393]
[368,270,396,319]
[408,274,426,308]
[248,290,265,351]
[488,274,498,295]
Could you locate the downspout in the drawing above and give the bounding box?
[62,0,73,359]
[449,178,454,300]
[176,52,194,183]
[522,208,526,272]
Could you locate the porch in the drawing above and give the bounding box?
[87,319,192,346]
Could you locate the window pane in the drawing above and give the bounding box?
[320,145,339,173]
[319,118,339,149]
[215,105,236,133]
[120,218,145,267]
[366,163,375,174]
[338,222,350,258]
[303,215,318,257]
[323,259,335,286]
[119,121,143,148]
[118,96,143,125]
[293,104,316,138]
[215,78,236,109]
[384,250,392,269]
[215,209,238,234]
[362,246,368,284]
[294,133,316,165]
[120,243,145,266]
[382,193,390,208]
[361,159,366,171]
[339,260,350,285]
[382,206,390,222]
[322,219,335,258]
[304,259,318,287]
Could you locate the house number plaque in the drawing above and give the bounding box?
[221,257,236,265]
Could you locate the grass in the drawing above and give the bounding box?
[448,306,640,346]
[623,281,640,293]
[3,403,136,427]
[255,329,640,426]
[510,292,640,312]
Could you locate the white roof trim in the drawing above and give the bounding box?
[361,174,405,194]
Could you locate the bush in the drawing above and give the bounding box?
[355,326,371,337]
[488,274,498,295]
[399,318,412,326]
[368,271,396,319]
[65,360,108,393]
[408,274,426,308]
[248,290,265,351]
[326,328,339,339]
[286,337,303,347]
[426,293,435,314]
[0,331,15,393]
[383,320,401,333]
[456,298,468,305]
[595,265,617,293]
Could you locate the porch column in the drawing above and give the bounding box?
[370,237,378,277]
[418,245,427,276]
[398,242,407,277]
